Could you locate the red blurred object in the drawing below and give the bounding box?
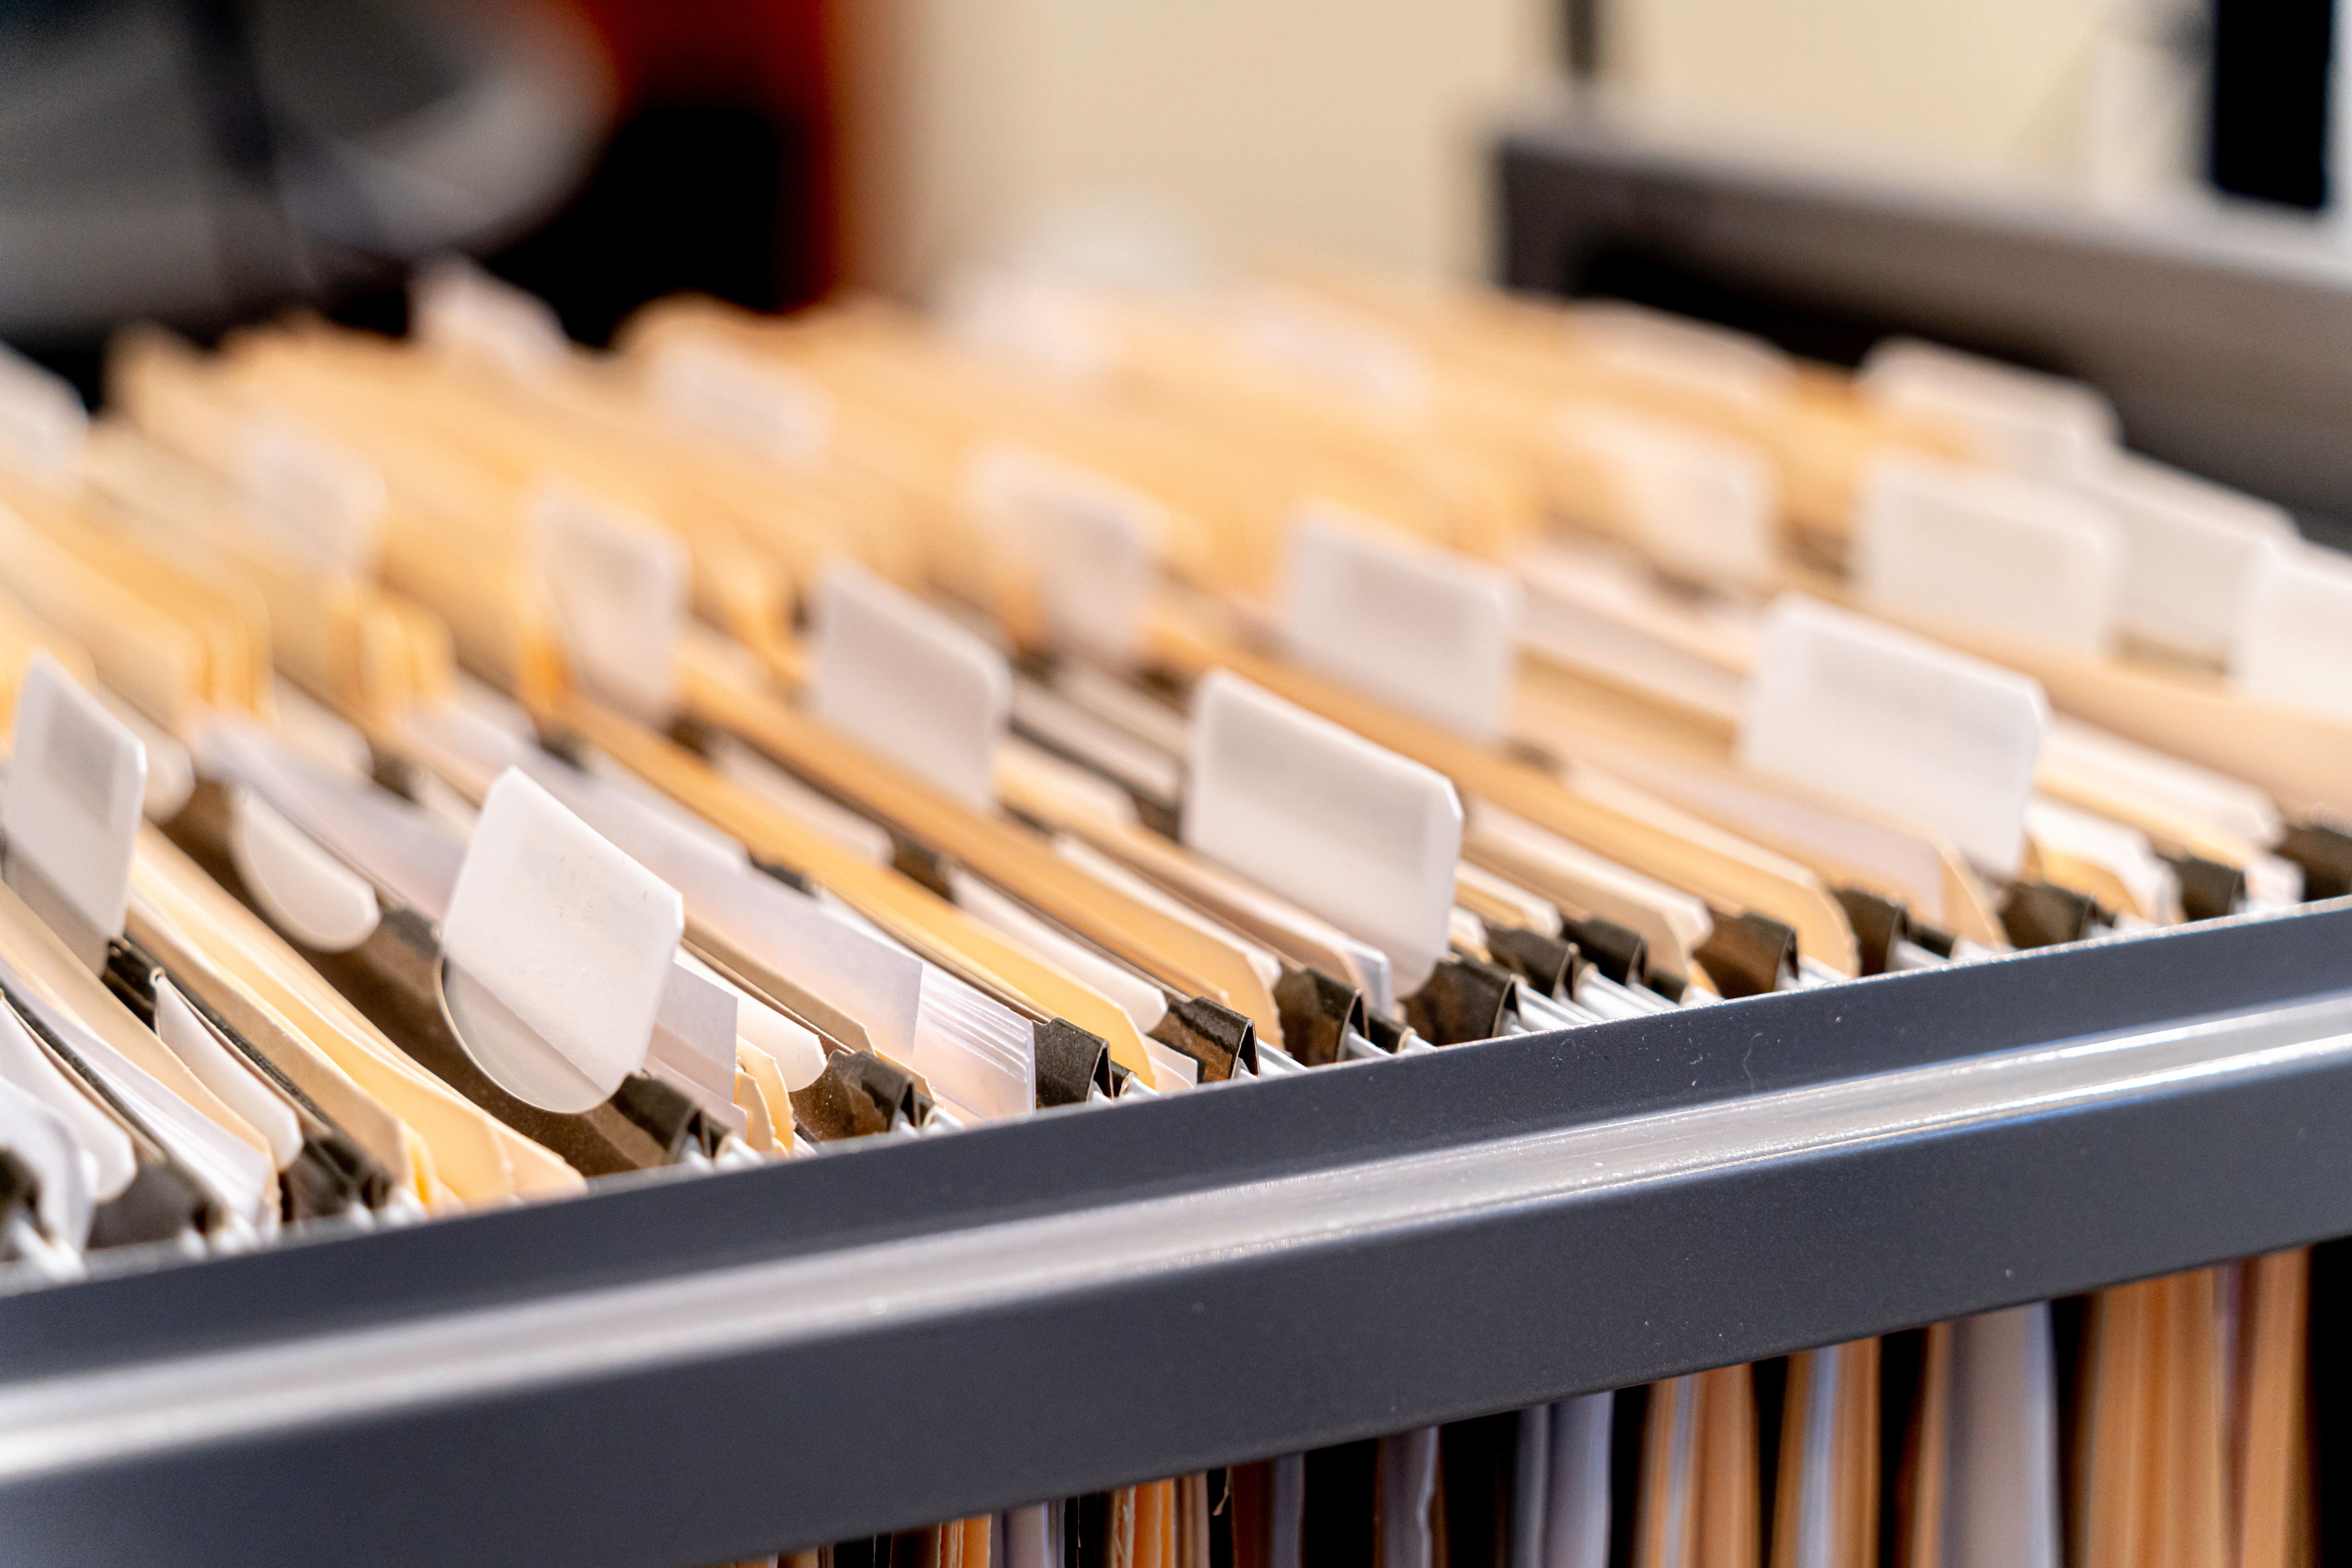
[555,0,837,297]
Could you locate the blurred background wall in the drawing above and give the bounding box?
[831,0,1558,291]
[0,0,2336,370]
[823,0,2244,295]
[1605,0,2203,197]
[853,0,2329,295]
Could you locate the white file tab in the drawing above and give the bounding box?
[238,414,387,575]
[1859,338,2119,481]
[968,443,1163,664]
[0,1076,90,1251]
[530,485,688,722]
[1575,300,1795,407]
[412,256,569,381]
[1739,597,2048,874]
[226,788,383,954]
[1186,670,1463,996]
[809,562,1011,808]
[2231,541,2352,721]
[1281,506,1522,745]
[1557,402,1778,589]
[648,958,744,1131]
[2092,454,2296,664]
[1231,285,1429,410]
[441,769,685,1112]
[4,653,146,962]
[1853,454,2123,657]
[939,266,1116,388]
[647,340,835,466]
[0,343,87,486]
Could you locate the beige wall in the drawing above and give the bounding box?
[837,0,1558,294]
[835,0,2198,299]
[1609,0,2105,178]
[1606,0,2204,195]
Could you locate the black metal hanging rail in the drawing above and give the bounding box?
[3,901,2350,1568]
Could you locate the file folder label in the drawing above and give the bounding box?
[3,653,145,958]
[0,343,86,485]
[1859,337,2118,482]
[412,256,568,381]
[969,443,1162,664]
[225,788,384,953]
[1232,287,1428,409]
[940,266,1114,386]
[441,769,686,1111]
[0,999,135,1199]
[2232,541,2352,721]
[2089,454,2294,664]
[1281,507,1521,744]
[0,1074,91,1248]
[153,978,304,1168]
[1557,402,1776,588]
[1739,597,2046,873]
[531,486,688,722]
[1853,454,2122,657]
[1186,670,1462,994]
[649,341,835,466]
[238,414,387,575]
[1575,300,1795,406]
[809,563,1011,809]
[649,959,745,1130]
